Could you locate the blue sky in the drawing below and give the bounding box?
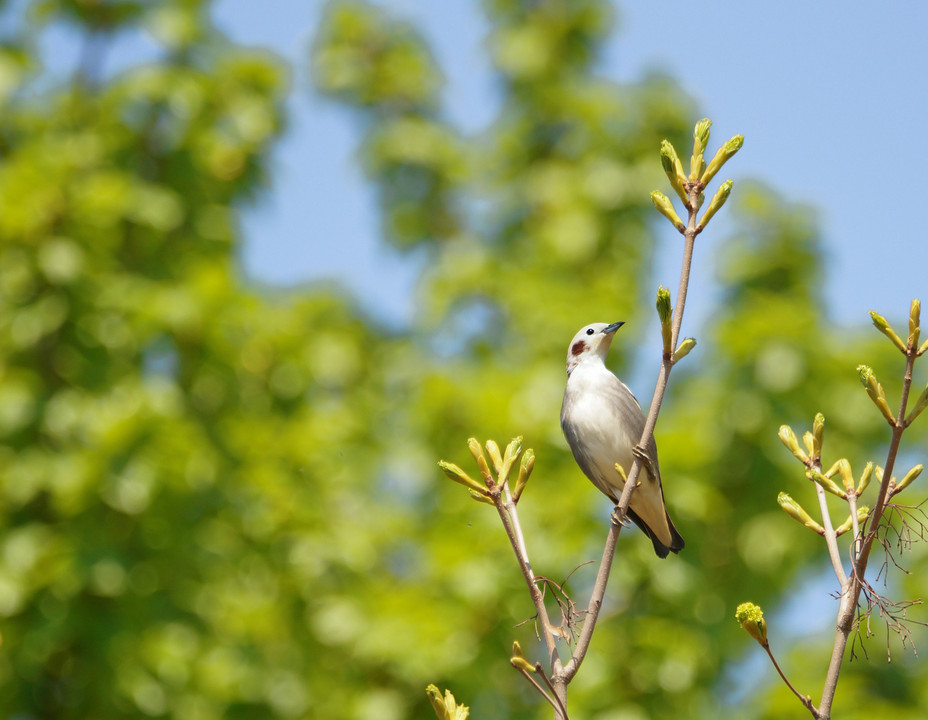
[205,0,928,334]
[18,0,924,330]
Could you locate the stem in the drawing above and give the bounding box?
[561,182,700,682]
[812,481,848,586]
[513,664,569,720]
[817,345,917,719]
[847,491,862,561]
[496,482,561,672]
[764,644,818,718]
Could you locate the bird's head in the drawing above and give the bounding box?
[565,321,625,374]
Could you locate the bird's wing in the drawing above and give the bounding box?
[562,374,674,548]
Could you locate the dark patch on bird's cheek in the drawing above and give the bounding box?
[571,341,587,356]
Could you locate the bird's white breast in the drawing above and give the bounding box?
[566,362,638,487]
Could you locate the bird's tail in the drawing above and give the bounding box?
[627,508,685,559]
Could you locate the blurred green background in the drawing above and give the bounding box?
[0,1,926,719]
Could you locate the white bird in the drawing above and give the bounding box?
[560,321,684,558]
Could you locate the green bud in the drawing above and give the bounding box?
[905,383,928,426]
[512,640,524,657]
[910,299,921,350]
[870,311,907,353]
[834,506,870,537]
[735,601,768,647]
[693,118,712,155]
[468,438,494,484]
[857,365,896,425]
[439,460,489,494]
[808,469,847,499]
[656,286,673,354]
[892,464,923,494]
[777,492,825,535]
[697,179,733,230]
[802,431,815,459]
[499,436,523,483]
[672,337,697,363]
[485,440,503,475]
[825,458,855,493]
[857,462,873,495]
[656,285,672,324]
[919,336,928,357]
[778,425,809,464]
[650,191,686,232]
[660,140,689,205]
[700,134,744,186]
[510,656,537,673]
[469,490,495,505]
[691,119,711,179]
[426,684,470,720]
[812,413,825,457]
[513,448,535,501]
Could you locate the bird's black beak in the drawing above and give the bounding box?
[602,321,625,335]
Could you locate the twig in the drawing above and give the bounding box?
[562,179,700,682]
[817,340,918,719]
[512,663,569,720]
[812,480,848,586]
[493,481,561,673]
[763,644,818,718]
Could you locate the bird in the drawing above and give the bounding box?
[560,321,684,558]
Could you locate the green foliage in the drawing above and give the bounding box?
[0,1,925,719]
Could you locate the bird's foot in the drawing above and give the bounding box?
[632,444,654,480]
[610,507,630,527]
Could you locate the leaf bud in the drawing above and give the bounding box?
[510,656,536,673]
[808,469,847,499]
[513,448,535,502]
[892,464,923,494]
[468,438,493,484]
[857,365,896,425]
[834,506,870,537]
[869,311,906,353]
[672,338,696,364]
[499,436,523,483]
[812,413,825,457]
[700,134,744,186]
[485,440,503,474]
[650,191,686,232]
[697,179,733,230]
[656,286,673,354]
[906,383,928,426]
[439,461,488,494]
[426,684,470,720]
[856,462,873,495]
[778,425,809,464]
[802,431,815,459]
[777,492,825,534]
[909,299,921,349]
[469,490,495,505]
[833,458,855,493]
[660,140,689,205]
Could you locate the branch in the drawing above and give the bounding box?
[812,479,848,587]
[818,325,919,719]
[764,644,818,718]
[562,179,701,681]
[494,481,561,670]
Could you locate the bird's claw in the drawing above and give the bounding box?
[633,444,654,478]
[610,508,630,527]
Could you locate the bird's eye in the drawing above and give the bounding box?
[585,328,595,335]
